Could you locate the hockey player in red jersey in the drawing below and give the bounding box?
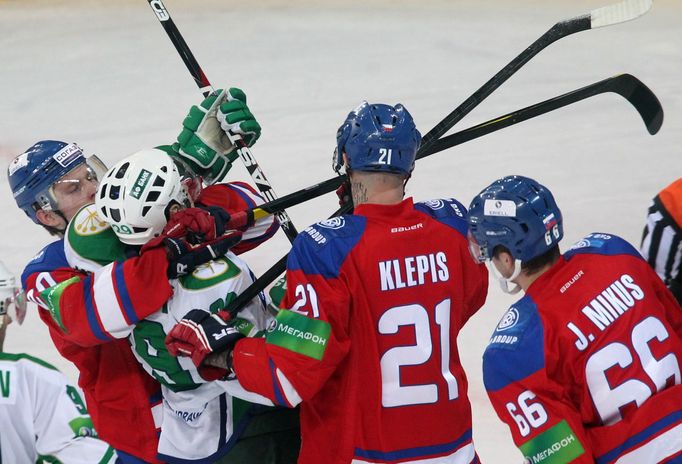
[467,175,682,464]
[167,101,489,464]
[641,177,682,306]
[7,88,270,463]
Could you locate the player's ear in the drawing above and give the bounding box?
[492,249,516,278]
[168,203,184,218]
[36,209,65,229]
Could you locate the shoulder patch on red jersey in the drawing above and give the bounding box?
[414,198,468,237]
[565,233,642,261]
[483,295,545,391]
[286,215,365,278]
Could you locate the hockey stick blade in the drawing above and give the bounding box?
[418,0,653,155]
[590,0,652,29]
[610,73,663,135]
[421,73,664,157]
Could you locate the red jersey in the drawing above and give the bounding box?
[483,233,682,464]
[233,197,488,464]
[21,181,278,462]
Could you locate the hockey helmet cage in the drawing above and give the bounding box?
[96,148,193,246]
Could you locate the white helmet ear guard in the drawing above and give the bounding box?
[96,149,193,245]
[486,259,523,295]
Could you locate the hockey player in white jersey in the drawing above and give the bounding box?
[73,148,297,462]
[0,260,118,463]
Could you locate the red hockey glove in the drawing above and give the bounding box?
[166,309,244,373]
[141,231,243,279]
[163,206,233,244]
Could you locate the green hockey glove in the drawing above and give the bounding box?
[218,87,262,148]
[174,88,238,184]
[267,276,287,315]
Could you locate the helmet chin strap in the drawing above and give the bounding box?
[486,258,523,295]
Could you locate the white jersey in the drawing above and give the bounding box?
[63,205,276,461]
[129,252,274,461]
[0,353,116,463]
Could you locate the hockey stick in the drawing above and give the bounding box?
[224,73,663,317]
[213,0,655,238]
[418,0,653,153]
[231,73,661,226]
[421,73,663,157]
[145,0,300,243]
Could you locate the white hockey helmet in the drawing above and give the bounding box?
[96,148,195,245]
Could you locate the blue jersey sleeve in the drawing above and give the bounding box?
[483,295,546,392]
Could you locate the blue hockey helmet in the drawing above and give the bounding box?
[333,102,421,176]
[467,175,563,264]
[8,140,104,224]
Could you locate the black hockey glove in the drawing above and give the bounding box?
[141,231,243,279]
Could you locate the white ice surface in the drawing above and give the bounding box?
[0,0,680,461]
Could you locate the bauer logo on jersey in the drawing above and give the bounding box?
[484,199,516,217]
[496,307,519,331]
[318,217,346,230]
[52,143,82,168]
[130,169,152,200]
[8,152,29,176]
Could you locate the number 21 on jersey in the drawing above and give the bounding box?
[379,299,459,407]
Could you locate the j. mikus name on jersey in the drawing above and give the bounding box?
[566,274,644,351]
[379,252,448,291]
